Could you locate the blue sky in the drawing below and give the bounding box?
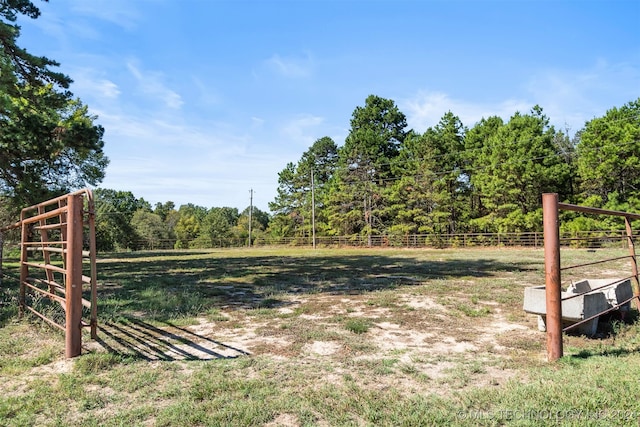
[18,0,640,212]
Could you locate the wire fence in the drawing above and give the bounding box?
[1,230,633,253]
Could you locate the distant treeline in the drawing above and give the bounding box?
[4,95,636,252]
[269,96,640,243]
[74,95,638,251]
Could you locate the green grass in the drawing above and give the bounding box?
[1,247,640,426]
[344,318,372,334]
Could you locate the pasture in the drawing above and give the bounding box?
[1,247,640,426]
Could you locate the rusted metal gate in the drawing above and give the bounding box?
[1,189,97,358]
[543,193,640,361]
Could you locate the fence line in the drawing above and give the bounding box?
[146,231,630,250]
[2,230,630,251]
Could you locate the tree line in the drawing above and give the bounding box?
[270,95,640,241]
[92,189,269,251]
[89,95,639,251]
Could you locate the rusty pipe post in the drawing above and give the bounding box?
[624,217,640,310]
[65,194,84,358]
[543,193,563,361]
[19,221,28,317]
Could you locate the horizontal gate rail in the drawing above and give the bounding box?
[562,294,639,333]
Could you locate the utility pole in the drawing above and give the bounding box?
[0,231,3,287]
[311,169,316,249]
[248,189,253,248]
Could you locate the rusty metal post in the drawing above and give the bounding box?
[624,217,640,310]
[86,192,98,340]
[543,193,563,361]
[65,194,84,358]
[19,221,29,317]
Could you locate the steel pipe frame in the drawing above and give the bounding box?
[543,193,563,361]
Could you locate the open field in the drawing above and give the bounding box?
[1,247,640,426]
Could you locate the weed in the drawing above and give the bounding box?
[456,303,492,317]
[344,318,371,334]
[205,308,229,322]
[246,307,277,317]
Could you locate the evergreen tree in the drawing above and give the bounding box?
[269,136,337,238]
[386,131,439,236]
[0,0,108,210]
[327,95,407,239]
[468,106,572,232]
[422,112,467,233]
[464,116,504,223]
[576,98,640,208]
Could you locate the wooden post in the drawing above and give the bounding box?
[65,194,84,358]
[543,193,563,361]
[624,217,640,310]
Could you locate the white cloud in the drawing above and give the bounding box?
[251,117,265,128]
[68,0,143,30]
[403,60,640,135]
[93,107,280,209]
[191,77,221,106]
[97,80,121,99]
[66,68,121,101]
[94,108,242,151]
[524,59,640,132]
[126,61,184,109]
[76,76,120,100]
[281,114,325,146]
[402,92,530,132]
[266,53,314,78]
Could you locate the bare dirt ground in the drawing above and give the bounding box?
[87,287,544,395]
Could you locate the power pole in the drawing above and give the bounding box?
[0,231,3,287]
[248,189,253,248]
[311,169,316,249]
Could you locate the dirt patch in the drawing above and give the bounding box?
[402,295,445,311]
[31,359,74,375]
[304,341,342,356]
[264,413,300,427]
[79,283,538,394]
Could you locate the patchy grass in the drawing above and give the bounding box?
[344,318,372,334]
[1,247,640,426]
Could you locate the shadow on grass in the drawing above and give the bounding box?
[0,272,20,327]
[569,345,640,360]
[95,317,249,361]
[99,250,213,260]
[94,250,539,322]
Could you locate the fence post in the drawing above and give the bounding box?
[19,220,28,317]
[543,193,563,361]
[624,218,640,310]
[65,194,84,358]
